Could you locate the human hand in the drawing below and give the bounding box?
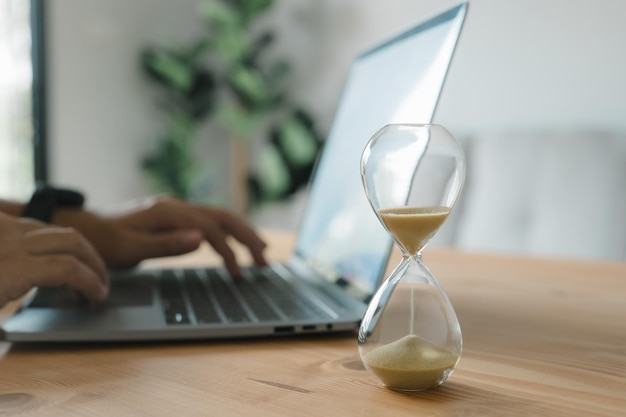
[0,212,109,308]
[53,197,268,276]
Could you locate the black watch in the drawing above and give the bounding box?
[22,183,85,223]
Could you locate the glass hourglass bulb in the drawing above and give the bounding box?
[358,124,465,391]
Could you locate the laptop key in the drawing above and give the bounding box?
[205,271,250,323]
[158,273,191,325]
[183,273,222,324]
[251,267,331,320]
[231,277,281,322]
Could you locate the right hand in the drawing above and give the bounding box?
[0,212,109,308]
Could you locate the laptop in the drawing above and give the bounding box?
[1,2,468,343]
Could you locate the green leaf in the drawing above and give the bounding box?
[146,51,193,92]
[276,118,319,167]
[230,65,270,107]
[142,113,198,199]
[212,27,249,63]
[230,0,274,24]
[199,1,240,27]
[257,145,290,200]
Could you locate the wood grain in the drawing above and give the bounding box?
[1,233,625,417]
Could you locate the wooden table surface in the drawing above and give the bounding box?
[1,231,625,417]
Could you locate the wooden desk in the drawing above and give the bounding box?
[1,232,625,416]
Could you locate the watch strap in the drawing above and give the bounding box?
[22,183,85,223]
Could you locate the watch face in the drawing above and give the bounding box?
[54,187,85,207]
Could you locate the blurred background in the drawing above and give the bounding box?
[1,0,625,261]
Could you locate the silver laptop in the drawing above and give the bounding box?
[1,3,468,343]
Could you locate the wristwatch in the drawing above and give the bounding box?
[22,183,85,223]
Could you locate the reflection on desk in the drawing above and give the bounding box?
[1,232,625,417]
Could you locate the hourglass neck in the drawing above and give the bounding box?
[401,252,424,263]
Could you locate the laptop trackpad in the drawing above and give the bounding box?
[28,277,154,309]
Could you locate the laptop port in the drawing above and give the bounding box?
[274,326,295,334]
[302,325,316,331]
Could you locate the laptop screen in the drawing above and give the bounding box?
[294,3,467,299]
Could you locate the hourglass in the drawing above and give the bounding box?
[358,124,466,391]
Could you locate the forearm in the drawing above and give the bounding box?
[0,199,24,217]
[0,199,87,224]
[0,196,92,227]
[0,198,101,240]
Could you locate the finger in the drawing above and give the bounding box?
[118,196,183,232]
[119,229,204,267]
[120,198,259,274]
[146,202,247,276]
[24,228,109,287]
[29,255,109,302]
[17,217,48,233]
[207,209,268,267]
[199,222,242,278]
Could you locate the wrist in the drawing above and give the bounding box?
[0,200,25,218]
[52,207,122,268]
[51,206,88,227]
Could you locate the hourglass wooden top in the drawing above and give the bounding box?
[378,206,450,255]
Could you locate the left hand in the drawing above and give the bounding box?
[0,213,109,307]
[52,197,268,277]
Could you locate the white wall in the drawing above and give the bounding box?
[47,0,208,210]
[46,0,626,211]
[435,0,626,134]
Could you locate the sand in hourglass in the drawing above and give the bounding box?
[363,335,458,390]
[378,206,450,255]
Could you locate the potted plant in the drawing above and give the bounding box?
[141,0,323,212]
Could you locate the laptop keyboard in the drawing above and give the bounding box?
[157,266,333,326]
